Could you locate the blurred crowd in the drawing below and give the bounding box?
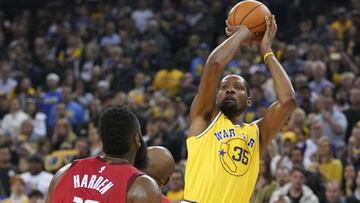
[0,0,359,202]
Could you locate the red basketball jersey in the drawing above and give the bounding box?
[162,195,171,203]
[52,157,143,203]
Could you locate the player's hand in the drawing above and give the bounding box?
[225,20,253,41]
[260,15,277,55]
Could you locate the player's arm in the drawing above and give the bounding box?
[190,23,253,123]
[127,175,162,203]
[257,15,296,150]
[45,164,71,203]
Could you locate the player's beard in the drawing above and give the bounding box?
[134,136,148,170]
[220,100,238,117]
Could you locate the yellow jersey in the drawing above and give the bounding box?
[184,112,260,203]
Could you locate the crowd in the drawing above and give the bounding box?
[0,0,359,202]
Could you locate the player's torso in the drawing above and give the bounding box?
[184,112,260,203]
[52,157,141,203]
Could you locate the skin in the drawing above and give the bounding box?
[45,121,161,203]
[325,181,341,203]
[189,15,296,152]
[144,146,175,189]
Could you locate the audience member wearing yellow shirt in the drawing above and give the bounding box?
[310,136,343,183]
[331,8,353,40]
[166,168,184,203]
[152,67,183,97]
[4,176,29,203]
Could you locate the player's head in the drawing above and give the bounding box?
[142,146,175,189]
[216,75,251,117]
[99,106,148,169]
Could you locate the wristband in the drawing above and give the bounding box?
[263,51,275,63]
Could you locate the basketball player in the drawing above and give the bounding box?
[143,146,175,203]
[183,15,296,203]
[45,106,161,203]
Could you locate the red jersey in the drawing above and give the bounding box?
[162,195,171,203]
[52,157,142,203]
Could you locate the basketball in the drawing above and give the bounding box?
[227,0,271,40]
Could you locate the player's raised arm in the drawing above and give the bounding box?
[258,15,296,149]
[190,23,253,122]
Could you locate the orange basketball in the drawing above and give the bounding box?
[227,0,271,40]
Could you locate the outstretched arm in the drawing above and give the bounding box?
[190,23,253,123]
[258,15,296,150]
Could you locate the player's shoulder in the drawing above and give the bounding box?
[130,175,159,191]
[127,175,161,202]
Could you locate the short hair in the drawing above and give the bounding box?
[28,154,44,164]
[28,189,43,198]
[291,166,306,176]
[99,106,139,156]
[291,146,304,156]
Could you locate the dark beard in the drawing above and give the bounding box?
[220,101,238,117]
[134,136,148,170]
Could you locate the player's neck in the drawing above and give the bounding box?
[101,153,134,164]
[227,114,244,126]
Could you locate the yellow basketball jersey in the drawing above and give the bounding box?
[184,112,260,203]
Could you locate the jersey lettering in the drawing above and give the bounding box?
[73,196,99,203]
[73,174,114,195]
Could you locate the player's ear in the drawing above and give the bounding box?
[247,97,251,107]
[134,133,141,148]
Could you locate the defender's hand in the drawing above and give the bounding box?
[260,15,277,55]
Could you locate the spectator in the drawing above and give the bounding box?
[51,119,76,150]
[342,163,356,198]
[271,135,294,176]
[88,125,102,156]
[0,62,17,96]
[190,42,210,80]
[20,155,53,196]
[344,88,360,142]
[58,86,85,133]
[253,158,274,202]
[39,73,61,120]
[325,181,346,203]
[253,166,289,203]
[346,124,360,170]
[7,76,35,108]
[73,137,90,159]
[0,144,16,198]
[317,96,348,150]
[27,190,43,203]
[309,61,335,95]
[175,34,200,71]
[131,0,154,33]
[291,146,325,200]
[282,44,304,77]
[270,167,319,203]
[152,63,183,97]
[111,53,138,92]
[304,117,324,169]
[1,99,30,136]
[166,167,184,202]
[4,176,28,203]
[74,80,93,108]
[100,21,120,47]
[310,136,343,183]
[23,99,46,139]
[346,170,360,203]
[331,8,353,40]
[144,19,170,54]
